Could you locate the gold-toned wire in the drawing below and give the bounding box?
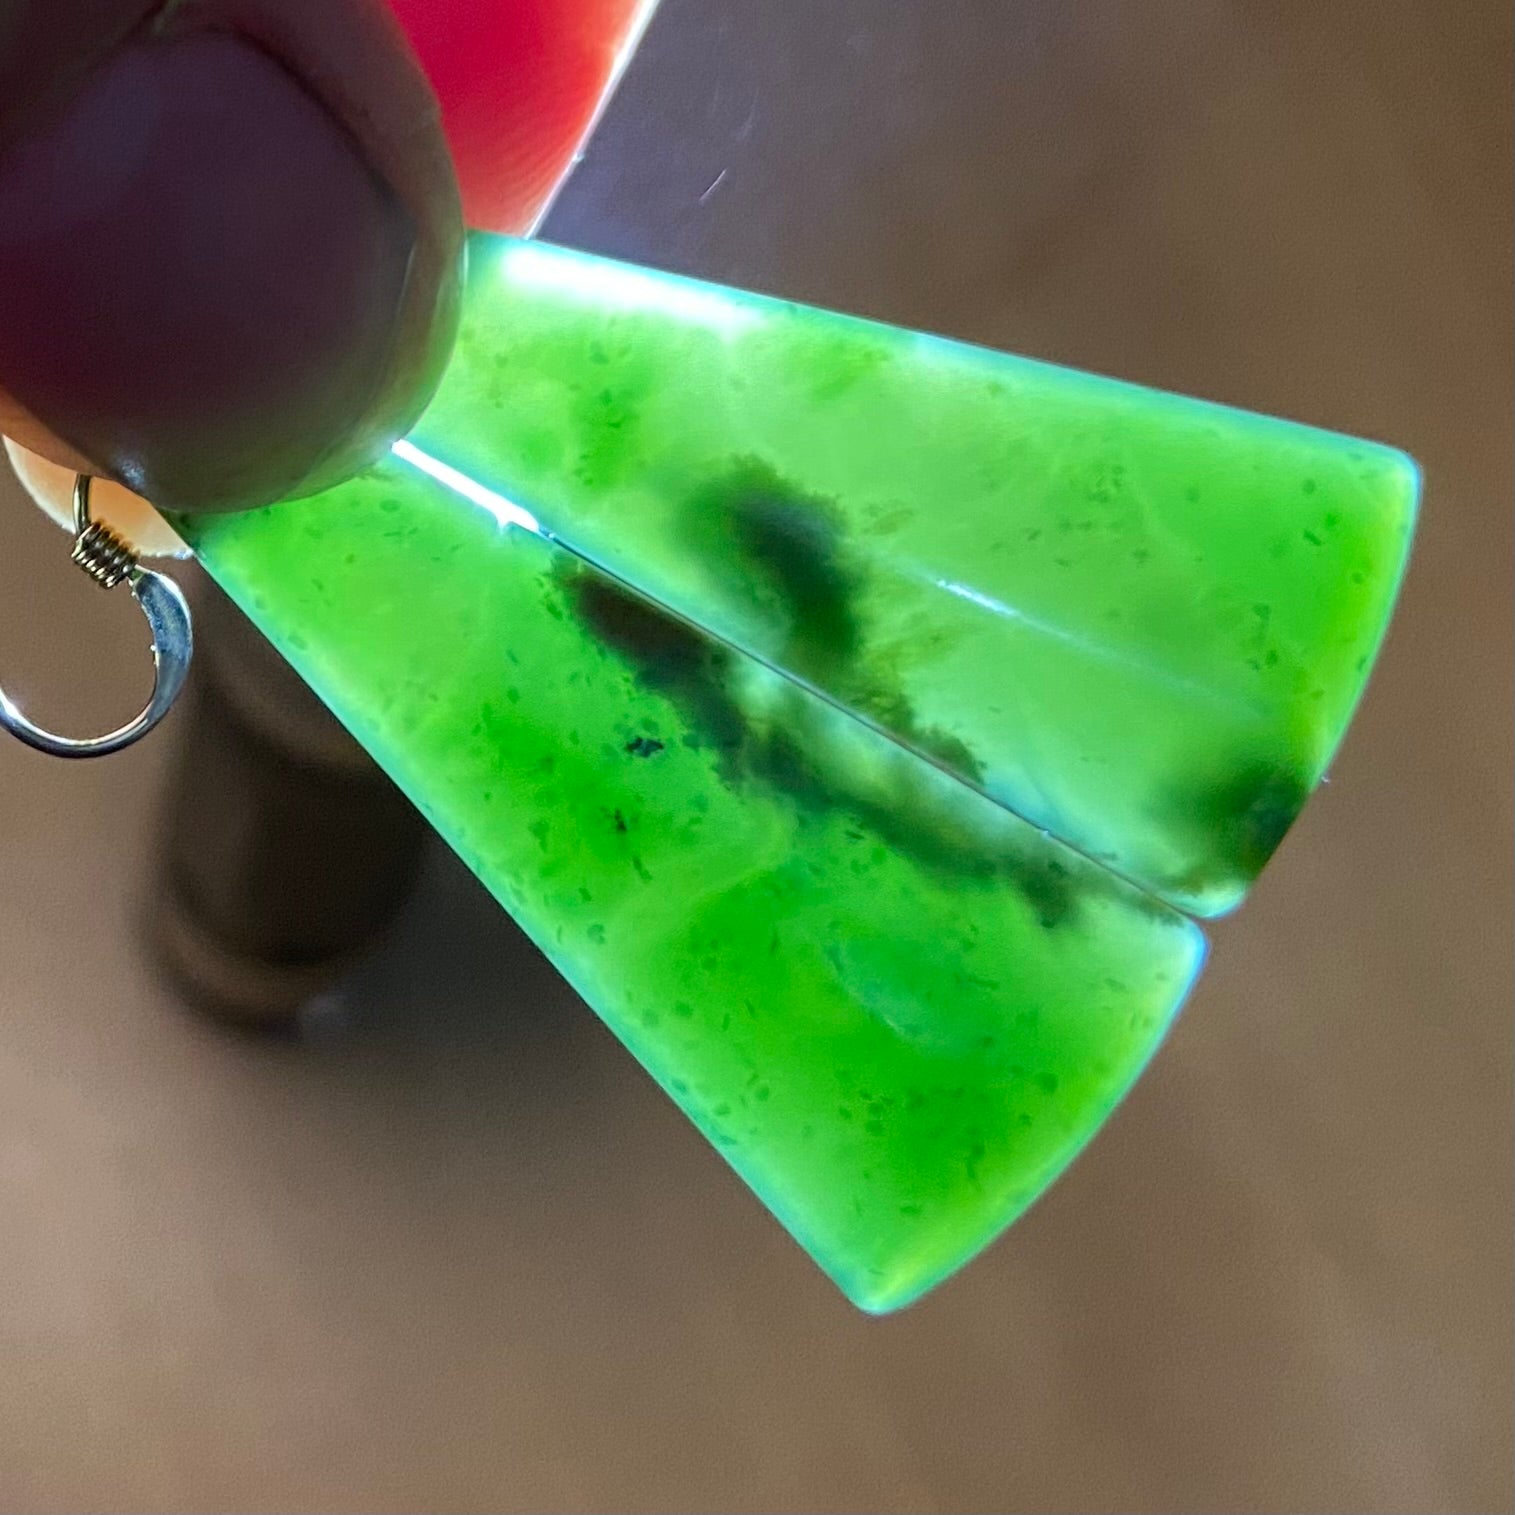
[0,472,192,759]
[70,475,139,590]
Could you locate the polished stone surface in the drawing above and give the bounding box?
[415,234,1417,914]
[182,447,1203,1311]
[180,237,1411,1306]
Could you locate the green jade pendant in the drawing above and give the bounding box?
[177,235,1417,1311]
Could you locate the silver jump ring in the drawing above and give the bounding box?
[0,475,193,759]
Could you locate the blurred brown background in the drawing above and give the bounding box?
[0,1,1509,1510]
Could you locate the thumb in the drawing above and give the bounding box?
[0,0,463,515]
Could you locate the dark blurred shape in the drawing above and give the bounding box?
[145,578,426,1028]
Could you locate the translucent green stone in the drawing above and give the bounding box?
[414,237,1418,915]
[177,233,1415,1310]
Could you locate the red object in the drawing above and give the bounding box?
[386,0,655,234]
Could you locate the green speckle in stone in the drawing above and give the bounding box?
[174,233,1415,1312]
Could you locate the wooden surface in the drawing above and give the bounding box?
[0,2,1509,1509]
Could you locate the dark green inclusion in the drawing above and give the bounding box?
[177,235,1415,1310]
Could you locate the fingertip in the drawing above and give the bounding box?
[0,0,465,514]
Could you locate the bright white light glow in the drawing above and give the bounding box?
[935,577,1260,715]
[501,242,759,336]
[391,440,541,535]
